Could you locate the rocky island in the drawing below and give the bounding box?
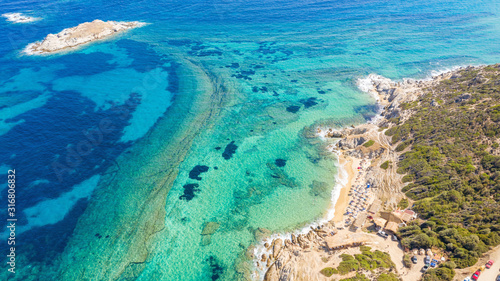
[254,64,500,281]
[24,19,146,54]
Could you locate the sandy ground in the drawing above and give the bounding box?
[332,155,359,223]
[454,245,500,281]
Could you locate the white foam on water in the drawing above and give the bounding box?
[427,64,483,80]
[356,76,375,94]
[2,12,41,23]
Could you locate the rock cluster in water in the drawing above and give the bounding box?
[25,19,145,54]
[2,12,41,23]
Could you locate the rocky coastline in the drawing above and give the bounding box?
[251,66,484,281]
[24,19,146,54]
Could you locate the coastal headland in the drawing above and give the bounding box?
[253,64,500,281]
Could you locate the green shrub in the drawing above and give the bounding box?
[395,141,410,152]
[377,273,400,281]
[319,267,338,277]
[363,140,375,147]
[422,267,455,281]
[337,259,359,275]
[337,248,394,275]
[340,273,369,281]
[398,198,409,209]
[401,174,414,183]
[380,161,390,170]
[402,254,412,269]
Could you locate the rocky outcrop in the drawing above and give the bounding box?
[345,147,385,159]
[254,227,272,241]
[271,239,283,259]
[201,221,220,246]
[266,162,298,188]
[337,136,366,150]
[25,19,146,54]
[201,221,220,235]
[317,127,344,138]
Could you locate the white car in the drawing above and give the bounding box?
[463,277,471,281]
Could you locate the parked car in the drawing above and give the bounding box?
[463,277,471,281]
[421,264,429,272]
[496,274,500,281]
[424,255,431,264]
[486,260,494,269]
[472,270,480,280]
[391,235,398,241]
[411,256,418,264]
[377,230,388,238]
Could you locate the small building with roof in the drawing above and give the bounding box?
[352,212,368,230]
[373,217,387,229]
[367,200,381,215]
[385,221,399,233]
[380,211,403,224]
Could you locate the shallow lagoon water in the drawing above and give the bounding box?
[0,0,500,280]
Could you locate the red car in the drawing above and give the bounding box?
[486,260,494,269]
[472,270,480,280]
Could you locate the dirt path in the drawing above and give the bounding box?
[454,245,500,281]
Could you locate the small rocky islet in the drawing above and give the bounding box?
[24,19,146,54]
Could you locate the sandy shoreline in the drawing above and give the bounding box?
[332,155,358,223]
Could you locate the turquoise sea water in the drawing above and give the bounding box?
[1,0,500,280]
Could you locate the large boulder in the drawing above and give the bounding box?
[337,136,366,150]
[271,238,283,259]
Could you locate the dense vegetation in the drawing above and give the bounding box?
[398,198,409,209]
[321,246,397,280]
[387,65,500,272]
[402,254,412,268]
[339,246,394,274]
[319,267,338,277]
[320,246,394,280]
[422,261,456,281]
